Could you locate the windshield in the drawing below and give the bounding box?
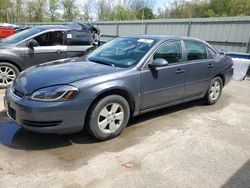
[0,27,44,43]
[86,37,156,68]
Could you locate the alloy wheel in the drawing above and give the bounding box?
[0,65,16,87]
[210,80,221,101]
[98,103,125,133]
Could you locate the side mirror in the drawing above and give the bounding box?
[148,58,169,69]
[28,39,39,48]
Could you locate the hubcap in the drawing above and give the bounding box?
[98,103,124,133]
[0,66,16,86]
[210,81,221,101]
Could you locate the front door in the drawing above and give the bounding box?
[24,31,67,66]
[141,40,186,110]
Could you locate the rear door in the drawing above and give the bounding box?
[141,40,187,110]
[66,30,94,58]
[182,40,215,100]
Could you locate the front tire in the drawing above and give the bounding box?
[205,77,223,105]
[86,95,130,141]
[0,62,19,89]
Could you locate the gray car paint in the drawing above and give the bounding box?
[0,25,94,70]
[4,35,233,134]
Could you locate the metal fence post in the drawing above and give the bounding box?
[187,21,192,36]
[246,33,250,53]
[116,23,119,37]
[145,22,148,34]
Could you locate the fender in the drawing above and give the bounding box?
[87,75,141,117]
[0,50,26,70]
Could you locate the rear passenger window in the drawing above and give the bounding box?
[68,30,93,45]
[184,41,207,61]
[207,47,217,59]
[153,41,182,64]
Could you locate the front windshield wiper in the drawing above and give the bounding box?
[88,59,115,67]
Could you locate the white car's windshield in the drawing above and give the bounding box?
[87,37,156,68]
[0,27,44,43]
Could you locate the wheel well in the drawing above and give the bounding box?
[86,89,135,120]
[215,74,225,86]
[0,60,22,72]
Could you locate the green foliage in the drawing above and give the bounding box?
[203,9,215,17]
[0,0,12,22]
[49,0,59,22]
[25,0,46,22]
[62,0,79,22]
[97,0,115,21]
[230,0,250,16]
[137,7,155,19]
[158,0,250,18]
[96,0,154,21]
[0,0,250,23]
[115,5,133,20]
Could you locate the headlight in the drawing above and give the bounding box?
[30,85,79,102]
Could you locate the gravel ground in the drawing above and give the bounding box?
[0,80,249,188]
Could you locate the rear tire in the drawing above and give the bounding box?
[0,62,19,89]
[205,77,223,105]
[86,95,130,141]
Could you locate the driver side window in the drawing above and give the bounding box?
[34,31,64,46]
[153,41,182,64]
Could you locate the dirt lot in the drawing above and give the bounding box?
[0,80,249,188]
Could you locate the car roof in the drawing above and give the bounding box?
[35,24,93,31]
[122,34,206,43]
[35,25,71,30]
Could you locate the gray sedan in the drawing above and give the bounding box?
[4,35,233,140]
[0,25,95,88]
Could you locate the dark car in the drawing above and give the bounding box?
[0,25,96,88]
[4,35,233,141]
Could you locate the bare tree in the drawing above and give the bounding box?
[62,0,79,21]
[49,0,59,22]
[15,0,22,22]
[27,0,46,22]
[97,0,115,21]
[81,0,94,21]
[26,0,34,22]
[0,0,12,22]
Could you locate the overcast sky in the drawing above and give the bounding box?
[153,0,169,12]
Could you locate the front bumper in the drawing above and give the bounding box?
[4,87,91,134]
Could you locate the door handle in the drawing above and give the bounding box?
[57,50,62,54]
[208,63,214,68]
[176,69,185,74]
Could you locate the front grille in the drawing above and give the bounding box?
[22,120,62,127]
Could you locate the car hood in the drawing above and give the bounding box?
[13,58,123,95]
